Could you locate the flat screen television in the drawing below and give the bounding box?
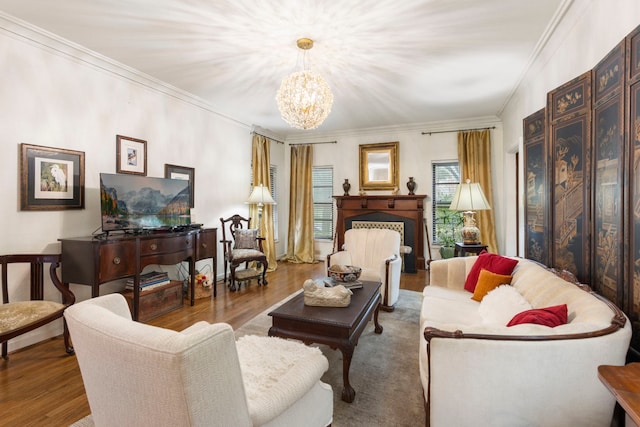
[100,173,191,233]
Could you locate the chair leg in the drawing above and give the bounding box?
[229,265,238,292]
[2,341,7,360]
[259,261,268,286]
[63,318,74,355]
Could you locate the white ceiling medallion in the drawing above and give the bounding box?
[276,38,333,130]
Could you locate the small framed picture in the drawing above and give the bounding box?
[116,135,147,175]
[165,164,195,208]
[20,143,85,210]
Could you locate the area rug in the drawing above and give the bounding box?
[235,289,425,427]
[70,290,424,427]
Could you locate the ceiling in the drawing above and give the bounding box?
[0,0,567,138]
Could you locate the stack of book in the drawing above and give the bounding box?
[125,271,170,292]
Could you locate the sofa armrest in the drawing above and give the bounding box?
[429,256,478,290]
[422,323,630,427]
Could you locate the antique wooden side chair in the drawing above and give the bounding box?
[1,253,75,359]
[219,214,268,291]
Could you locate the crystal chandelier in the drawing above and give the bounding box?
[276,38,333,130]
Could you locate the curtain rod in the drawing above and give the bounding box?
[289,140,337,146]
[421,126,496,136]
[251,131,285,144]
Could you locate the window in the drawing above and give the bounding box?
[312,166,334,239]
[432,162,463,245]
[270,165,278,238]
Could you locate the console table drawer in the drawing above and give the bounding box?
[99,241,136,282]
[195,228,217,260]
[140,236,193,256]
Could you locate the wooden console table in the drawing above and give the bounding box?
[60,228,217,321]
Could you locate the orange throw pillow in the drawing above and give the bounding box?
[471,268,513,302]
[464,252,519,293]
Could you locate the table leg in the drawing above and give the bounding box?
[374,302,383,334]
[340,345,356,403]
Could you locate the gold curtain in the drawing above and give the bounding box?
[251,134,277,272]
[457,129,499,253]
[286,144,316,263]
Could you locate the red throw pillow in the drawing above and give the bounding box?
[507,304,568,328]
[464,252,519,293]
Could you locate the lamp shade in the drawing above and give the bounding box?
[246,185,276,206]
[449,179,491,211]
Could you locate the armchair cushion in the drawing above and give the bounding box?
[234,229,259,250]
[236,335,329,426]
[0,301,66,334]
[232,248,266,262]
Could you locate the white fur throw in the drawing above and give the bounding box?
[236,335,328,426]
[478,285,532,325]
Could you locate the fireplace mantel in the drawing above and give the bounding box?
[334,195,427,272]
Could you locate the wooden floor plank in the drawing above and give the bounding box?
[0,261,427,426]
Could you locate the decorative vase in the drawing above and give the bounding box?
[406,177,416,195]
[460,211,481,244]
[342,179,351,196]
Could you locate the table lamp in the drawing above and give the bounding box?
[246,184,276,235]
[449,179,491,244]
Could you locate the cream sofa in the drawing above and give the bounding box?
[420,256,631,427]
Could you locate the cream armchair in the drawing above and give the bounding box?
[327,228,402,310]
[65,294,333,427]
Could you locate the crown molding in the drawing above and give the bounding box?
[497,0,573,115]
[0,11,250,129]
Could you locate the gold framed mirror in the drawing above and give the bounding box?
[359,142,399,191]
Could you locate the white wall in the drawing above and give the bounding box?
[0,15,257,351]
[285,117,505,261]
[500,0,640,255]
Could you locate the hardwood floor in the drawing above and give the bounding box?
[0,261,427,427]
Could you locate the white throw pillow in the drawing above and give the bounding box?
[478,285,533,325]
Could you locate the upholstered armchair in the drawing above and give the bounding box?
[220,214,268,291]
[1,253,75,359]
[327,228,402,311]
[65,294,333,427]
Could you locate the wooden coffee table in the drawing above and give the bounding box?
[268,280,383,403]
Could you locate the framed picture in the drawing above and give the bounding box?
[165,164,195,207]
[20,143,85,210]
[359,141,399,191]
[116,135,147,175]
